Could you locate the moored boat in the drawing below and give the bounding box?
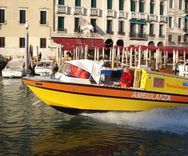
[34,59,54,77]
[2,59,25,78]
[22,59,188,115]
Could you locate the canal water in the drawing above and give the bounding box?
[1,78,188,156]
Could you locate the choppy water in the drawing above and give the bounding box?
[0,78,188,156]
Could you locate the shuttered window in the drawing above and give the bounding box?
[0,9,5,23]
[91,0,96,8]
[58,16,64,31]
[19,10,26,24]
[107,0,112,9]
[40,11,46,24]
[58,0,64,5]
[75,0,81,6]
[119,0,124,10]
[131,0,136,12]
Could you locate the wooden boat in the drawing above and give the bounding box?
[22,59,188,115]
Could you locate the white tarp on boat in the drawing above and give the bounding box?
[65,59,103,84]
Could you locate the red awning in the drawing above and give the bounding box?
[52,37,104,50]
[52,38,83,50]
[81,38,104,49]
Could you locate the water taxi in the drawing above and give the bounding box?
[22,59,188,115]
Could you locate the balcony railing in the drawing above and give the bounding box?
[73,6,87,16]
[118,11,128,19]
[107,9,116,18]
[159,34,165,38]
[130,12,138,19]
[118,31,125,35]
[159,15,167,22]
[148,14,158,21]
[129,32,147,40]
[106,30,114,35]
[138,12,147,20]
[149,33,155,38]
[57,5,71,14]
[89,8,102,17]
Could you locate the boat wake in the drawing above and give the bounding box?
[82,107,188,134]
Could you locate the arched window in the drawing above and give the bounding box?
[139,0,144,13]
[160,1,164,15]
[130,0,136,12]
[150,0,155,14]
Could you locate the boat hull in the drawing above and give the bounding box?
[23,78,188,114]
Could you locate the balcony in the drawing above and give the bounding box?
[138,12,147,20]
[89,8,102,17]
[130,12,138,19]
[73,6,87,16]
[57,5,71,14]
[148,14,158,22]
[149,33,155,38]
[159,15,167,22]
[57,28,67,33]
[118,11,128,19]
[107,9,116,18]
[129,32,147,40]
[106,30,114,35]
[118,31,125,35]
[159,34,165,38]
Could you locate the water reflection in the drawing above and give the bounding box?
[0,78,188,155]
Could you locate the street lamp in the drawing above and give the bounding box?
[24,21,29,75]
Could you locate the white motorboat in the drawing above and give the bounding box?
[2,59,25,78]
[34,59,53,77]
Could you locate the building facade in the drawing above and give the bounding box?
[0,0,186,58]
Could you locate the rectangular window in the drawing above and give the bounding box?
[168,17,172,28]
[58,16,64,31]
[74,17,80,32]
[0,9,5,23]
[160,3,164,15]
[19,10,26,24]
[169,0,173,9]
[159,25,163,37]
[19,38,25,48]
[130,23,136,37]
[119,0,124,10]
[91,19,97,32]
[75,0,81,6]
[139,1,144,12]
[0,37,5,47]
[131,0,136,12]
[40,38,46,48]
[150,2,154,14]
[149,24,154,36]
[107,0,112,9]
[118,21,124,33]
[40,11,47,24]
[178,18,182,29]
[168,34,172,42]
[58,0,64,5]
[179,0,183,10]
[107,20,112,33]
[178,35,181,43]
[91,0,96,8]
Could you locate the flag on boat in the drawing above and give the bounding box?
[80,17,94,31]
